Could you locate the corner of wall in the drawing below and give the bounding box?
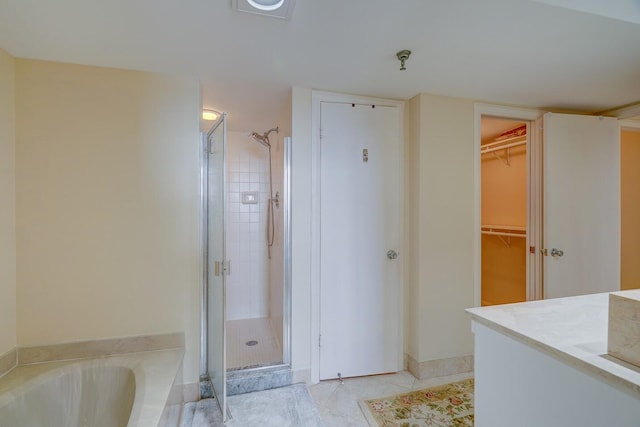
[404,94,422,362]
[290,87,313,373]
[0,48,17,356]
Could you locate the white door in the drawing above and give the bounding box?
[319,101,402,380]
[543,113,620,298]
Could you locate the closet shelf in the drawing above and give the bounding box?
[481,225,526,239]
[482,224,526,232]
[480,135,526,155]
[481,135,526,167]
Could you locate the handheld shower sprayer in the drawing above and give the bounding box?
[249,126,280,259]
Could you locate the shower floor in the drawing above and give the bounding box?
[227,317,283,371]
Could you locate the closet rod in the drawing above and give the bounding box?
[482,230,526,238]
[481,140,526,155]
[481,134,526,150]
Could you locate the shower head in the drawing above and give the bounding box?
[250,127,279,148]
[251,131,271,148]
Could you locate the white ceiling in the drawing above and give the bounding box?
[1,0,640,132]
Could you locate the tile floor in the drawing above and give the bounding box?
[181,370,473,426]
[226,318,282,370]
[182,383,323,427]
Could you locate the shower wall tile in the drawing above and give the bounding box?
[226,131,271,321]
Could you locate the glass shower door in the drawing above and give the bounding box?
[205,113,227,420]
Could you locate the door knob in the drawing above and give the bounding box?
[387,250,398,260]
[550,248,564,258]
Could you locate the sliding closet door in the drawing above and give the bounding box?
[543,113,620,298]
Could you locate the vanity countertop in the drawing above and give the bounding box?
[466,292,640,397]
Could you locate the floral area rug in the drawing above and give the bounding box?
[359,378,474,426]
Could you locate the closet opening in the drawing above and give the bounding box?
[480,116,529,306]
[621,126,640,291]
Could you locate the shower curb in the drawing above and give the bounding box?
[226,365,292,396]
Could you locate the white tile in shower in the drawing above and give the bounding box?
[239,222,251,234]
[226,318,283,370]
[250,159,263,171]
[225,131,273,322]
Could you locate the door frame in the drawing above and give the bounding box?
[199,113,228,420]
[310,90,406,383]
[473,103,542,307]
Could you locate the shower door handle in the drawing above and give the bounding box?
[387,250,398,260]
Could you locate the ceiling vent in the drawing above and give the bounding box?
[232,0,296,20]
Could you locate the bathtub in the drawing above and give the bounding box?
[0,349,183,427]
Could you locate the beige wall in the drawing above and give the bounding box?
[621,129,640,290]
[14,60,201,381]
[481,236,526,304]
[290,87,313,375]
[0,48,17,356]
[481,145,527,226]
[405,95,422,360]
[406,93,475,362]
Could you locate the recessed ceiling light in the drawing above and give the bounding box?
[247,0,284,11]
[232,0,295,19]
[202,109,219,121]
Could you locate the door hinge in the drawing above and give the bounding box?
[318,334,321,348]
[214,260,231,276]
[223,260,231,276]
[529,246,535,254]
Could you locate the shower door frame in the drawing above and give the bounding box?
[225,136,293,374]
[200,113,228,420]
[200,128,293,396]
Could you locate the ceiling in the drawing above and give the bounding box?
[481,117,526,144]
[1,0,640,131]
